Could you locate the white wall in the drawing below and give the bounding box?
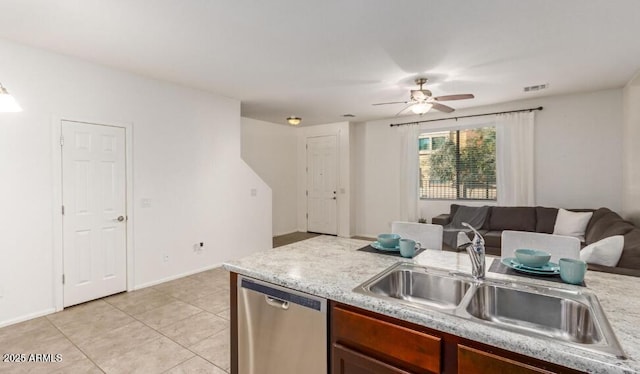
[297,122,352,237]
[353,88,623,237]
[623,72,640,226]
[241,117,297,236]
[0,39,271,327]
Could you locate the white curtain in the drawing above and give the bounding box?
[399,125,420,221]
[496,111,535,206]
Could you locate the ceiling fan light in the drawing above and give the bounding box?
[410,89,431,102]
[0,84,22,112]
[286,116,301,126]
[411,103,432,115]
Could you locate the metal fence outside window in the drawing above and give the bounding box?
[419,180,496,200]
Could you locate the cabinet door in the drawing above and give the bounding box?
[332,305,441,373]
[458,344,555,374]
[333,343,412,374]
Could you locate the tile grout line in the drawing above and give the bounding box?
[3,268,232,373]
[44,316,106,373]
[119,285,231,372]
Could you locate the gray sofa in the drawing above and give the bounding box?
[432,204,640,276]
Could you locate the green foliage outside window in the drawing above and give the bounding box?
[420,127,496,200]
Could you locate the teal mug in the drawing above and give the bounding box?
[559,258,587,285]
[399,239,421,258]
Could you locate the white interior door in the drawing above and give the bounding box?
[61,120,127,307]
[307,135,338,235]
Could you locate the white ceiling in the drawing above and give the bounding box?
[0,0,639,125]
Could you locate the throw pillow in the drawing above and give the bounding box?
[553,208,593,242]
[580,235,624,267]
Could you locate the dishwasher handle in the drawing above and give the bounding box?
[265,295,290,310]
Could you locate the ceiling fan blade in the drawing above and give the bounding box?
[372,101,409,106]
[432,102,455,113]
[434,94,475,101]
[395,103,413,116]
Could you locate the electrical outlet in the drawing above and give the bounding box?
[193,242,204,254]
[163,254,169,262]
[250,188,257,197]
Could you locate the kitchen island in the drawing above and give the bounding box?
[224,235,640,373]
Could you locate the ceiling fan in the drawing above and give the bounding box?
[372,78,474,115]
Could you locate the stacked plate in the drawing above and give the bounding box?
[371,241,399,252]
[501,258,560,275]
[371,233,401,252]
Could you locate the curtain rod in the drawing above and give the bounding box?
[389,106,543,127]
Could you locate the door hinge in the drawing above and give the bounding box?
[62,274,65,285]
[306,190,308,196]
[60,135,64,146]
[306,213,308,219]
[61,205,65,215]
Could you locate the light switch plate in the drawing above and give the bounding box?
[250,188,257,196]
[141,198,152,208]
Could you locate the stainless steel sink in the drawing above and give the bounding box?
[466,284,602,343]
[354,262,626,359]
[356,263,472,310]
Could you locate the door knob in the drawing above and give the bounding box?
[117,216,125,222]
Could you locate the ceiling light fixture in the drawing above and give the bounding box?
[411,102,433,115]
[0,83,22,112]
[286,116,301,126]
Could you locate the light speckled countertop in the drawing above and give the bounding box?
[224,235,640,374]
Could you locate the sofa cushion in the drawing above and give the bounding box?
[482,230,503,249]
[450,204,493,230]
[580,235,624,267]
[481,208,493,230]
[449,204,461,217]
[553,208,593,242]
[585,207,616,237]
[489,207,536,232]
[618,229,640,270]
[585,208,634,244]
[536,207,558,233]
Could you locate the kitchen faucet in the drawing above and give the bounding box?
[462,222,485,280]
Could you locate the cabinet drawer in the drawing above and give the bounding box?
[458,344,554,374]
[333,343,412,374]
[333,306,441,373]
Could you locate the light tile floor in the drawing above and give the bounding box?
[0,267,231,374]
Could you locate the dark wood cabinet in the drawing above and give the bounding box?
[332,303,442,373]
[329,302,582,374]
[333,343,413,374]
[457,344,555,374]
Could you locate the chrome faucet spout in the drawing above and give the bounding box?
[462,222,485,280]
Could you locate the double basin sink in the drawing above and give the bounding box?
[354,262,626,359]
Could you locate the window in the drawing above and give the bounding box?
[431,136,446,150]
[419,127,496,200]
[418,138,430,151]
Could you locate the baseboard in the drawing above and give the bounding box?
[356,233,378,240]
[133,262,225,290]
[273,229,298,237]
[0,308,57,329]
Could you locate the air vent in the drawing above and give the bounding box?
[523,84,549,92]
[342,114,355,118]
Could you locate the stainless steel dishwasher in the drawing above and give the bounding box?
[238,275,327,374]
